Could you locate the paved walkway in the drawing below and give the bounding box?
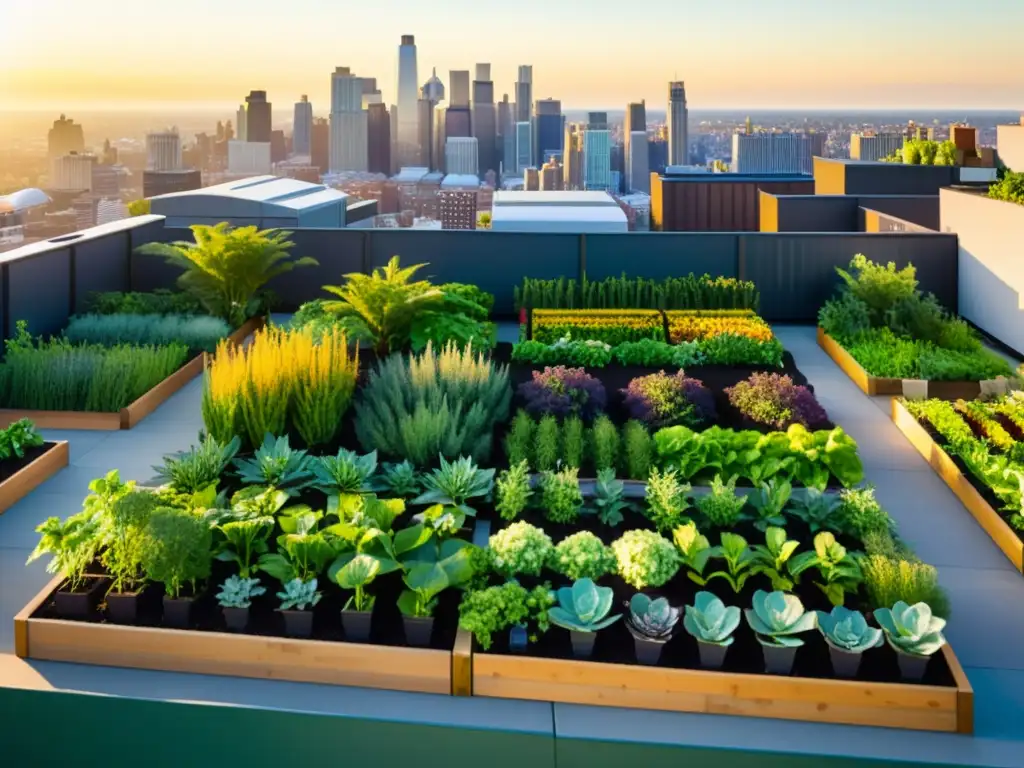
[0,325,1022,766]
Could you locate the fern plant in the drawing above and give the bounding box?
[137,223,317,327]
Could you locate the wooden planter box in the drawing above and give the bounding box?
[816,328,984,400]
[14,573,457,695]
[891,398,1024,572]
[0,316,265,431]
[0,441,69,514]
[464,643,972,733]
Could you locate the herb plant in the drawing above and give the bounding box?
[726,373,829,430]
[562,415,586,468]
[140,506,214,599]
[489,521,554,578]
[551,531,616,581]
[612,529,680,589]
[541,467,583,524]
[153,434,240,494]
[622,420,653,480]
[623,370,715,428]
[504,410,535,466]
[277,577,322,611]
[645,467,692,531]
[495,460,532,521]
[590,415,620,473]
[458,582,555,650]
[379,460,421,498]
[0,418,44,461]
[697,475,746,527]
[534,414,561,471]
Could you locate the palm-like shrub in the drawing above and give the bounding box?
[137,223,317,327]
[321,256,443,355]
[354,341,511,466]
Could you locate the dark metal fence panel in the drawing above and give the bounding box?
[585,233,739,280]
[740,233,958,321]
[74,231,132,312]
[130,222,183,293]
[774,196,858,232]
[369,230,581,315]
[270,228,365,310]
[8,249,73,338]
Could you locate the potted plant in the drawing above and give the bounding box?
[333,554,382,642]
[102,491,163,623]
[547,578,622,659]
[626,593,681,665]
[140,507,214,628]
[217,575,266,631]
[310,447,379,518]
[744,590,817,675]
[815,606,882,678]
[412,455,495,536]
[27,511,105,619]
[873,602,947,681]
[682,591,740,669]
[276,578,321,637]
[397,539,475,647]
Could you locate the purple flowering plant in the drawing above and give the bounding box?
[517,366,607,420]
[725,372,828,430]
[621,370,716,428]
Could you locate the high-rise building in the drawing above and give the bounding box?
[449,70,471,109]
[228,141,272,175]
[445,137,479,176]
[311,118,329,173]
[648,137,668,174]
[330,66,368,172]
[361,78,383,107]
[91,164,120,198]
[100,138,118,165]
[667,82,688,166]
[564,123,583,190]
[50,152,97,191]
[731,132,819,174]
[236,104,248,142]
[293,95,313,156]
[627,130,650,193]
[535,99,562,167]
[515,66,532,122]
[624,101,646,176]
[515,122,532,174]
[397,35,420,167]
[540,158,563,191]
[270,130,287,164]
[146,129,182,171]
[472,64,497,175]
[434,108,448,173]
[142,169,202,198]
[587,112,608,130]
[47,114,85,158]
[498,94,512,173]
[368,103,391,175]
[438,187,478,230]
[850,132,903,161]
[583,130,612,191]
[245,90,272,143]
[417,98,437,170]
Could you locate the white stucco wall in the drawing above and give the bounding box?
[997,124,1024,172]
[941,187,1024,354]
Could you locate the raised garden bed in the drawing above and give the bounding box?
[891,397,1024,572]
[0,316,264,431]
[0,441,69,513]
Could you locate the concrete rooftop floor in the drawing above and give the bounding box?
[0,324,1022,766]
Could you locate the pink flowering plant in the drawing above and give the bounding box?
[517,366,607,420]
[725,372,828,430]
[622,370,716,428]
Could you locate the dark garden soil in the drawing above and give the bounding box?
[0,442,61,483]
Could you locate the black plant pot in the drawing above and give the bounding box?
[509,625,529,653]
[632,636,666,666]
[223,606,251,633]
[162,595,196,629]
[761,643,798,675]
[569,631,596,659]
[281,609,313,638]
[341,610,373,643]
[403,615,434,647]
[54,578,108,620]
[828,645,863,678]
[697,640,730,670]
[896,650,930,681]
[105,590,140,624]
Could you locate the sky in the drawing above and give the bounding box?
[2,0,1024,111]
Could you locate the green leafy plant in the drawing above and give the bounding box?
[874,602,947,656]
[816,606,882,653]
[787,488,842,533]
[591,468,629,526]
[628,594,681,641]
[590,414,620,473]
[489,521,554,578]
[414,454,495,522]
[379,461,421,498]
[153,434,240,494]
[277,577,321,611]
[692,532,756,593]
[612,529,680,589]
[311,448,378,496]
[397,542,475,618]
[504,410,535,466]
[623,420,653,480]
[836,487,893,539]
[746,478,791,531]
[0,418,44,461]
[988,170,1024,206]
[217,575,266,608]
[27,511,104,592]
[613,339,704,367]
[551,531,616,581]
[541,466,583,524]
[682,591,740,645]
[139,506,213,599]
[138,223,316,326]
[548,578,622,633]
[515,273,759,312]
[790,531,863,607]
[233,433,315,493]
[86,289,202,316]
[64,313,232,353]
[749,526,801,591]
[745,589,817,647]
[697,475,746,527]
[562,415,586,469]
[495,460,532,521]
[533,414,560,471]
[645,467,692,531]
[672,521,713,580]
[458,582,555,650]
[103,490,164,593]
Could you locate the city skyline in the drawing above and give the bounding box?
[3,0,1024,111]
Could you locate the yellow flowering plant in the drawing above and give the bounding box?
[532,309,665,345]
[666,310,775,344]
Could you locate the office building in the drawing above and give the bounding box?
[330,66,368,172]
[449,70,471,109]
[445,137,479,176]
[515,122,532,174]
[362,78,383,107]
[293,95,313,156]
[367,103,391,175]
[91,164,120,198]
[491,190,628,233]
[270,130,287,164]
[498,94,512,173]
[535,99,562,167]
[583,129,612,191]
[540,158,563,191]
[50,152,97,191]
[438,174,479,230]
[95,198,127,226]
[142,169,202,198]
[624,101,646,177]
[311,118,329,173]
[648,137,669,174]
[396,35,420,167]
[236,104,248,142]
[245,90,272,143]
[850,132,903,162]
[515,66,532,122]
[667,81,688,166]
[434,108,447,173]
[47,114,85,158]
[627,130,650,193]
[417,98,437,170]
[472,64,497,175]
[146,129,182,171]
[228,141,272,175]
[731,132,820,175]
[564,123,583,190]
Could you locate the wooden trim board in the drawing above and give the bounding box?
[0,316,265,432]
[816,328,982,400]
[471,643,971,733]
[0,441,69,514]
[891,398,1024,572]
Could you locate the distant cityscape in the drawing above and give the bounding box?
[0,32,1021,247]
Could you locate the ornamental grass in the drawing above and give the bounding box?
[666,310,775,344]
[202,326,358,448]
[532,309,665,345]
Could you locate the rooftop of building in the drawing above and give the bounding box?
[440,174,481,189]
[493,190,619,207]
[660,171,813,182]
[0,188,51,212]
[149,176,349,219]
[394,167,431,183]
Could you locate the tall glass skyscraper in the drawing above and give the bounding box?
[293,95,313,156]
[396,35,419,167]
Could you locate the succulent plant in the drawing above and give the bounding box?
[627,593,681,641]
[310,448,378,496]
[233,433,315,493]
[744,590,817,647]
[591,468,629,527]
[816,606,883,653]
[413,455,495,517]
[548,578,622,633]
[379,460,421,498]
[787,488,842,533]
[873,601,947,657]
[216,575,266,609]
[682,591,740,646]
[276,577,322,611]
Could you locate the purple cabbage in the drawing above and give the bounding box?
[621,370,716,428]
[518,366,607,420]
[725,372,829,429]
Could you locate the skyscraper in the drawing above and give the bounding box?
[245,90,272,143]
[583,129,612,191]
[515,122,532,173]
[236,104,248,142]
[624,101,646,174]
[293,95,313,156]
[311,118,329,173]
[47,114,85,158]
[361,78,383,107]
[564,123,583,190]
[418,98,437,170]
[498,94,512,173]
[472,63,497,175]
[667,82,688,166]
[627,130,650,193]
[515,66,532,122]
[367,103,391,174]
[731,132,818,174]
[449,71,471,110]
[535,99,562,166]
[330,66,368,172]
[146,129,182,171]
[445,137,479,175]
[396,35,420,167]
